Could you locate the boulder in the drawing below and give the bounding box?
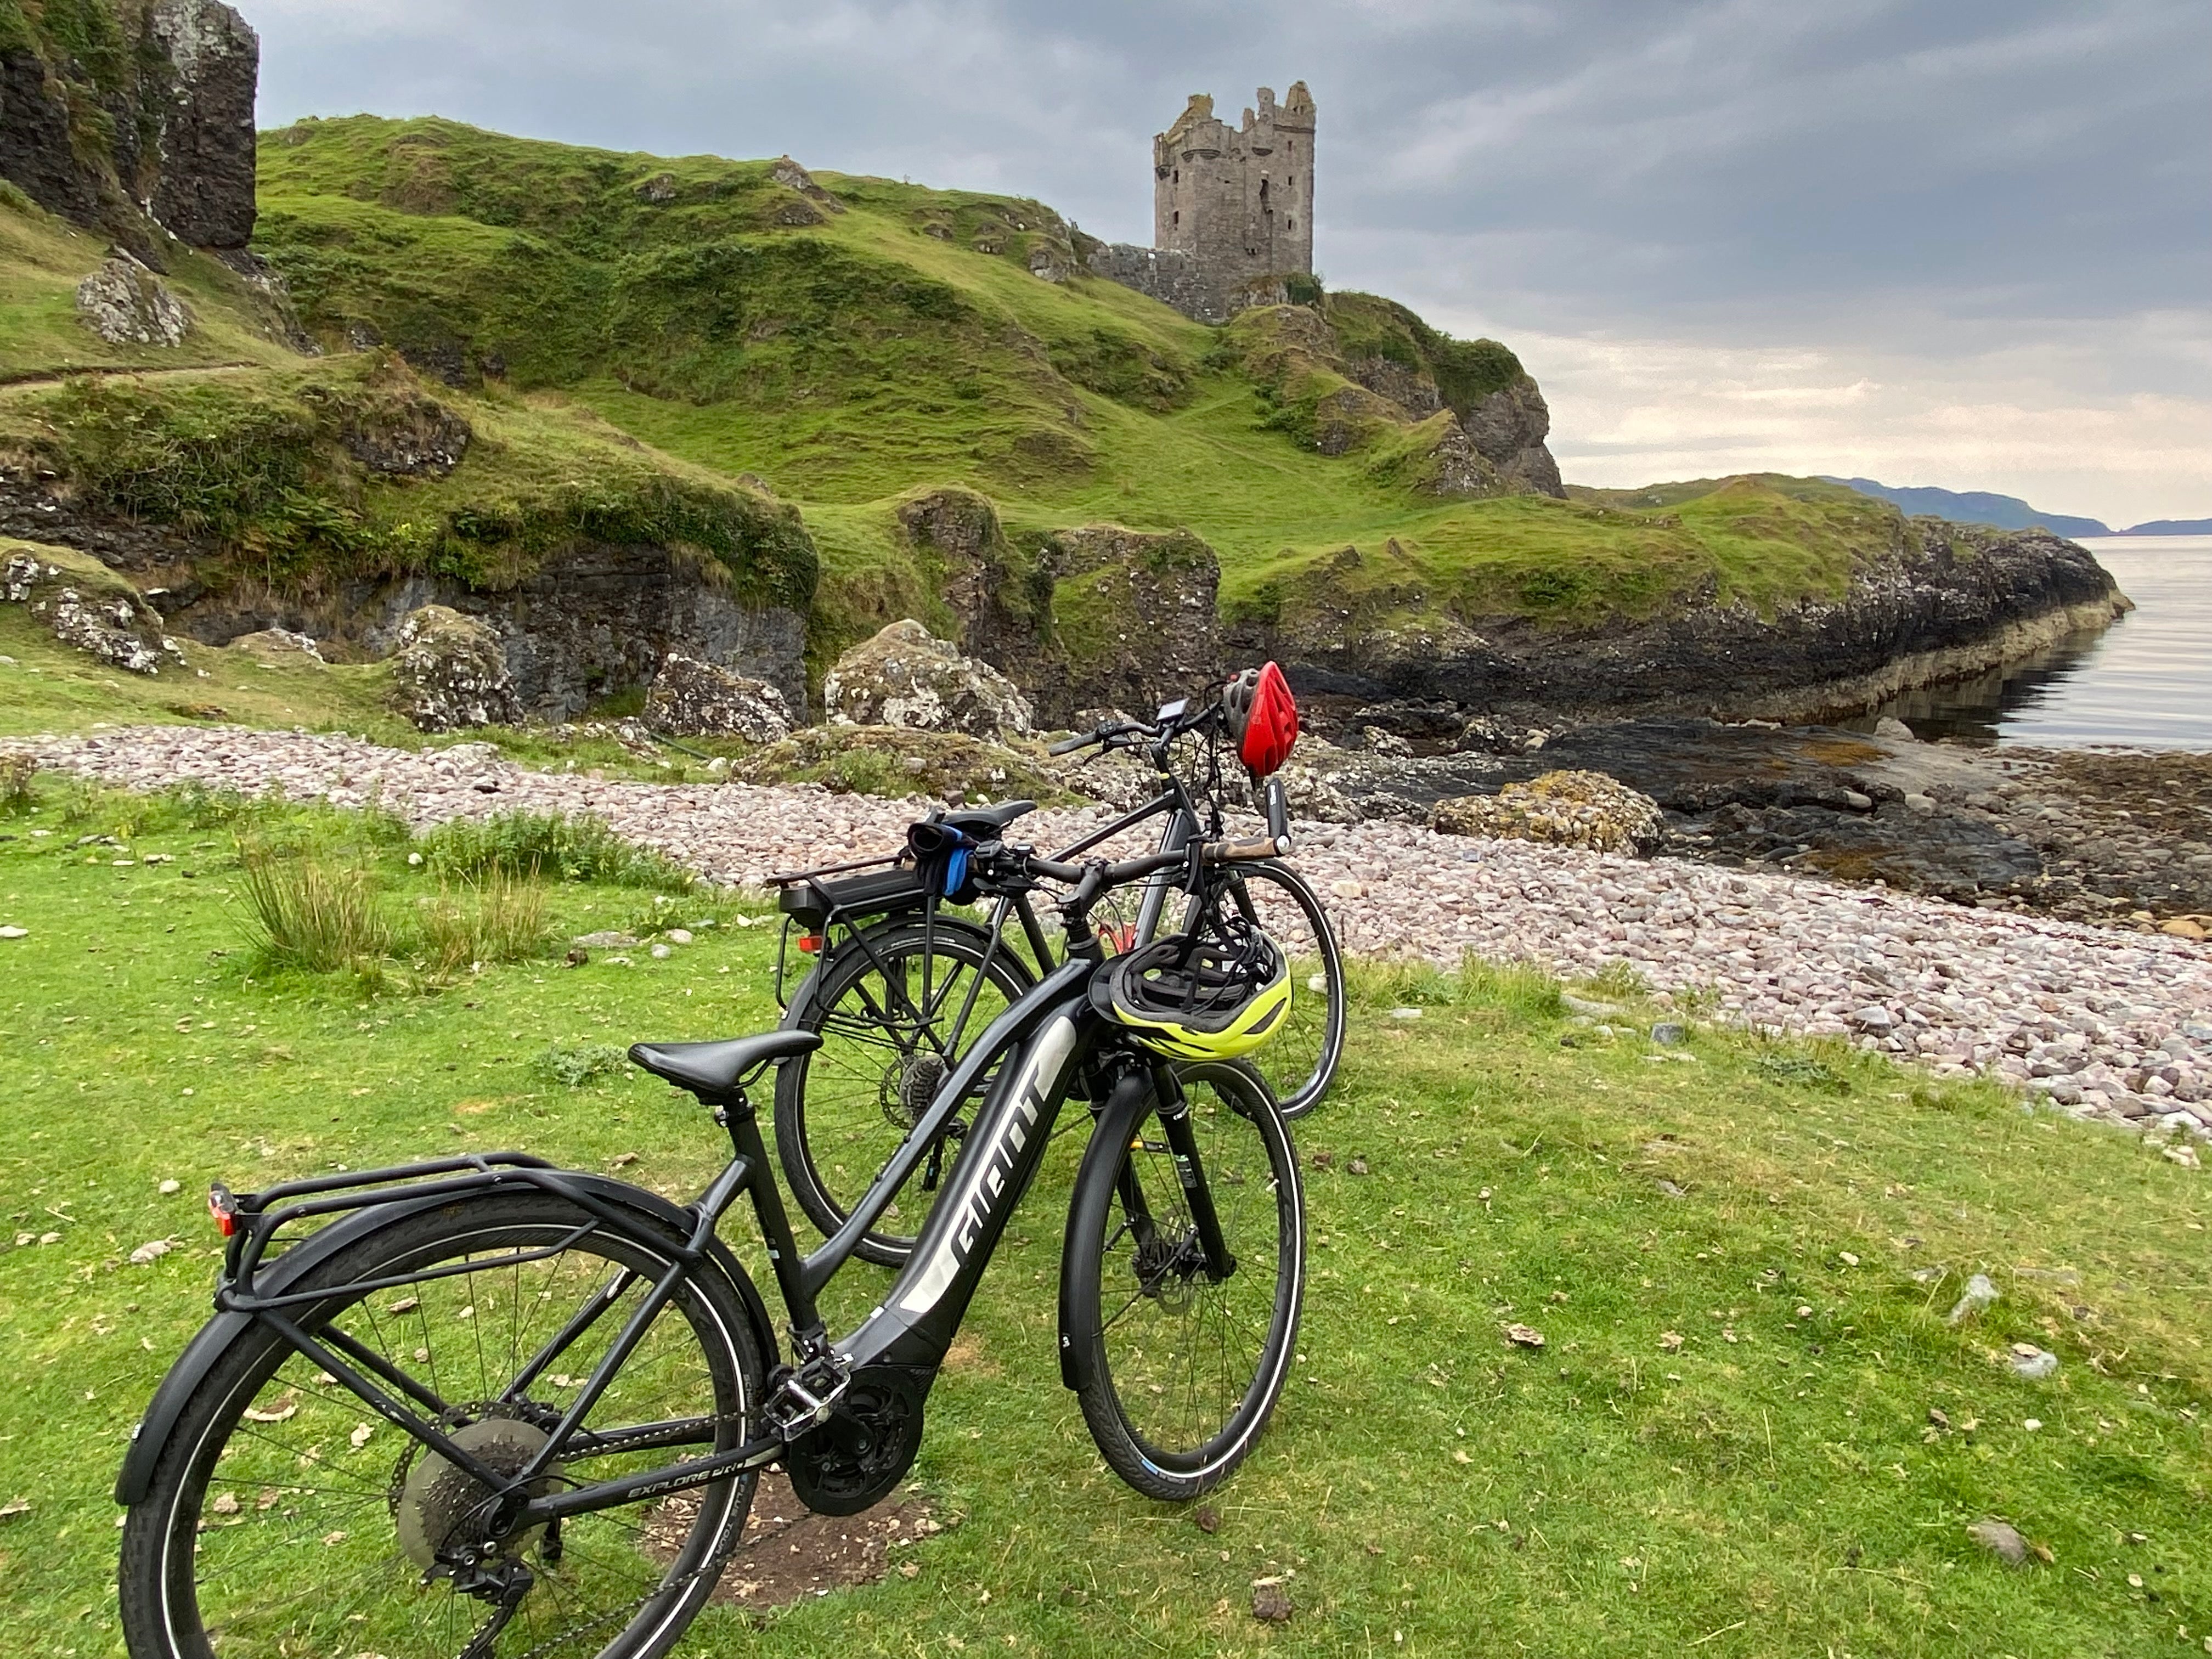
[75,255,191,347]
[228,628,324,663]
[644,652,795,742]
[822,620,1035,740]
[1431,770,1664,854]
[2,544,182,674]
[386,605,520,732]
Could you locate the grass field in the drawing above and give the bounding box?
[0,772,2203,1657]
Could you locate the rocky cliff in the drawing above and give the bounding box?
[1229,510,2125,723]
[0,0,258,258]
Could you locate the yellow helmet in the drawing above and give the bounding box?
[1089,926,1293,1062]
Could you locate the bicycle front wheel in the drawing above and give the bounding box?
[1200,861,1344,1118]
[119,1189,765,1659]
[1063,1060,1305,1502]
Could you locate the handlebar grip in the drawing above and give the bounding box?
[1206,837,1285,862]
[1046,731,1094,756]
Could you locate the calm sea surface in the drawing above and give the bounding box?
[1853,535,2212,750]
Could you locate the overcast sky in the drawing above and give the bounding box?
[251,0,2210,525]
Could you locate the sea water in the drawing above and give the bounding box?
[1855,535,2212,749]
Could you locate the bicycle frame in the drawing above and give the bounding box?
[180,955,1134,1538]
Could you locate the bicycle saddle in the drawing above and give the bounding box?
[628,1030,821,1096]
[937,799,1036,835]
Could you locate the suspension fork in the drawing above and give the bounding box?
[1153,1066,1237,1279]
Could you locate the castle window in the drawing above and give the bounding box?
[1173,169,1179,184]
[1287,218,1294,230]
[1172,210,1179,227]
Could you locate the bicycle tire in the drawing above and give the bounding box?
[1201,861,1344,1118]
[776,919,1034,1266]
[119,1190,765,1659]
[1062,1059,1305,1502]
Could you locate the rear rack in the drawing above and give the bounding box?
[210,1153,675,1312]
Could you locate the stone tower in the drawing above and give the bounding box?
[1086,81,1316,324]
[1154,84,1315,298]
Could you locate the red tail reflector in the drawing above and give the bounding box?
[797,933,822,955]
[208,1184,237,1238]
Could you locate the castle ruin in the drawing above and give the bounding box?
[1087,83,1316,325]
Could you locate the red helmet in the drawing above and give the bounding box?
[1223,661,1299,778]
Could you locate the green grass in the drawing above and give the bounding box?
[0,781,2203,1656]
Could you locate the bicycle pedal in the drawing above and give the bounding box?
[766,1354,852,1435]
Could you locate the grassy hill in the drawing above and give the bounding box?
[239,117,1919,654]
[4,110,1936,708]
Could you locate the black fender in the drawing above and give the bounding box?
[1057,1066,1155,1390]
[115,1175,777,1506]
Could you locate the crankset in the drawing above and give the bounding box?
[782,1364,930,1517]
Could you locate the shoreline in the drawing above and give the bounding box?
[9,721,2209,1142]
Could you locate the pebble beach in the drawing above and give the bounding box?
[16,724,2211,1140]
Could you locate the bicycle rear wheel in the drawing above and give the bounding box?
[119,1190,765,1659]
[1063,1060,1305,1501]
[1197,862,1344,1118]
[776,919,1031,1265]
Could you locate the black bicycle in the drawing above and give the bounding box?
[771,694,1345,1265]
[116,836,1306,1659]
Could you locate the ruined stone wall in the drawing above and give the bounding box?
[1089,81,1313,324]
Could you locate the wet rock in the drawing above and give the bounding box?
[643,653,794,743]
[75,254,191,346]
[822,620,1034,740]
[386,605,521,732]
[1876,716,1917,741]
[1431,770,1663,854]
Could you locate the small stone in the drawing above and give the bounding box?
[2008,1345,2058,1380]
[1348,1158,1369,1176]
[1946,1273,2000,1324]
[1842,789,1874,810]
[128,1238,175,1265]
[1251,1582,1293,1623]
[650,943,673,960]
[1194,1504,1221,1534]
[573,932,640,949]
[1503,1323,1546,1348]
[157,1178,180,1195]
[1927,1407,1950,1429]
[1967,1519,2028,1565]
[1849,1006,1894,1034]
[2022,1418,2042,1431]
[1658,1331,1684,1351]
[0,926,25,939]
[2161,918,2208,941]
[1838,1251,1860,1267]
[1649,1022,1685,1046]
[664,928,694,945]
[1389,1006,1423,1021]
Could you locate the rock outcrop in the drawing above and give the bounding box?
[644,653,794,742]
[2,542,182,674]
[386,605,521,731]
[1,0,259,253]
[821,620,1035,741]
[889,487,1222,725]
[1231,516,2126,725]
[1431,770,1664,854]
[75,253,193,346]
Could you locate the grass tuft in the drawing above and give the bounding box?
[538,1041,633,1088]
[236,841,397,973]
[421,811,695,891]
[416,873,550,975]
[0,751,35,815]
